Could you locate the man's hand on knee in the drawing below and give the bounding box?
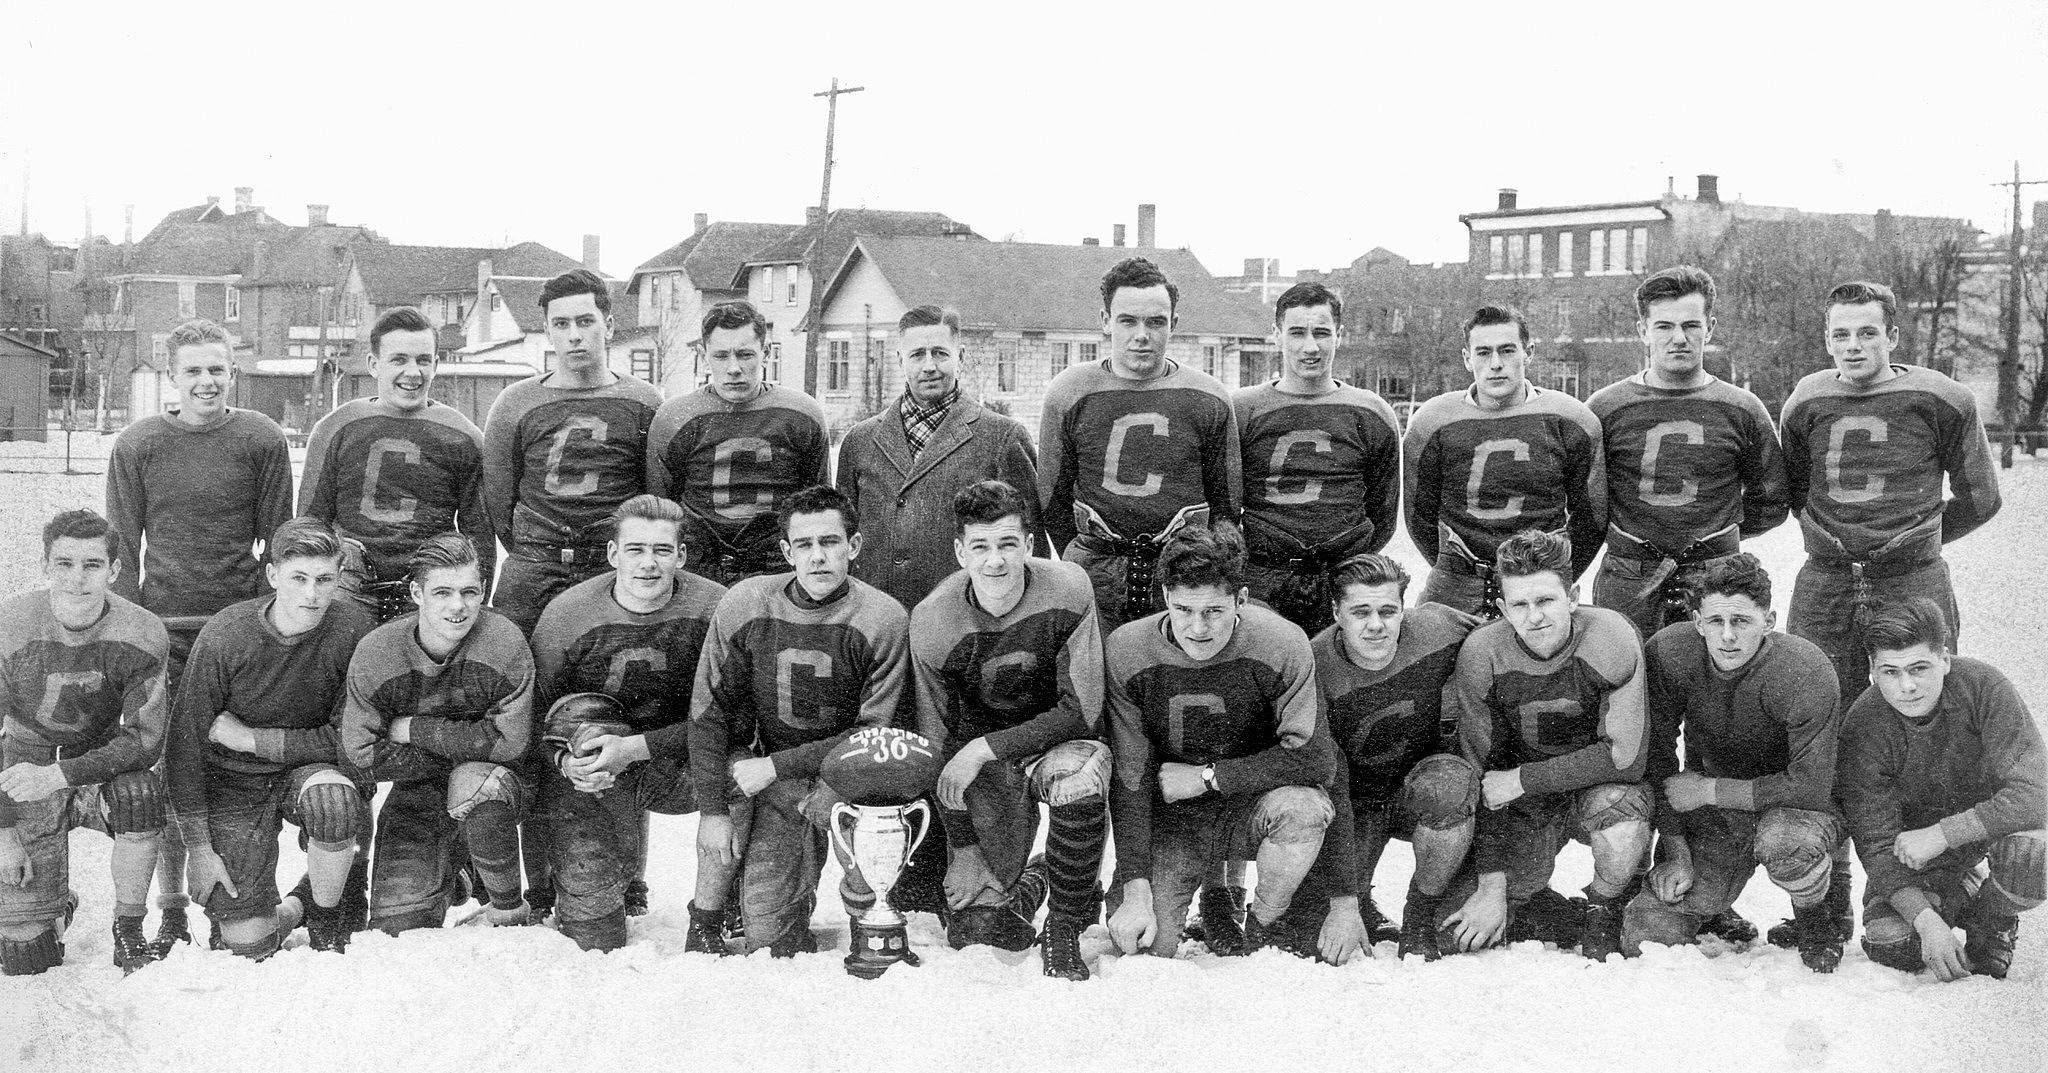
[1647,841,1695,903]
[185,845,239,904]
[937,739,994,811]
[1108,879,1156,954]
[1893,826,1949,871]
[943,844,999,911]
[0,827,29,887]
[697,815,737,869]
[1913,908,1969,982]
[1442,875,1507,952]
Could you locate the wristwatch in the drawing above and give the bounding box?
[1201,763,1219,793]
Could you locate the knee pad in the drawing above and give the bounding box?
[556,908,628,953]
[1579,783,1653,833]
[1403,754,1480,829]
[298,780,365,845]
[1257,786,1335,844]
[1620,895,1699,955]
[1032,740,1110,807]
[1861,935,1923,974]
[225,929,282,961]
[1985,831,2047,909]
[0,926,62,976]
[101,769,166,834]
[447,763,522,820]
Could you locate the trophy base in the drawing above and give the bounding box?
[843,919,922,979]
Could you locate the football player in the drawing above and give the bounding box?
[910,480,1106,979]
[1102,522,1341,958]
[106,316,294,954]
[1232,282,1401,634]
[0,510,170,974]
[1618,556,1846,971]
[688,485,910,956]
[529,494,730,953]
[341,534,537,933]
[167,518,377,956]
[1444,529,1650,961]
[1402,306,1604,618]
[1840,598,2044,982]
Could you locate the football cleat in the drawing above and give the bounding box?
[112,915,162,974]
[948,905,1038,952]
[1787,901,1842,974]
[623,879,650,918]
[1196,886,1249,956]
[1697,908,1759,944]
[683,902,731,956]
[305,902,350,954]
[1399,889,1445,961]
[1579,895,1626,962]
[1505,888,1582,947]
[1359,897,1401,945]
[1962,897,2019,980]
[1041,914,1090,981]
[149,907,192,958]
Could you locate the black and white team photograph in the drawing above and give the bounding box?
[0,3,2044,1072]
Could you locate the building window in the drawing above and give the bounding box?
[1202,345,1218,376]
[1050,341,1071,373]
[786,269,798,305]
[1527,234,1544,277]
[1488,235,1505,275]
[1555,231,1574,275]
[766,343,782,383]
[491,292,502,311]
[1588,232,1608,275]
[827,340,850,391]
[996,342,1018,392]
[151,333,169,366]
[631,349,654,381]
[1549,364,1580,397]
[1631,227,1649,273]
[1377,371,1411,400]
[1388,307,1405,334]
[178,282,197,319]
[1555,298,1572,337]
[1506,235,1525,278]
[224,285,240,321]
[1079,342,1099,366]
[112,283,127,314]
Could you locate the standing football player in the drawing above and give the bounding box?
[342,534,537,932]
[911,480,1107,979]
[0,510,169,974]
[107,316,294,954]
[1444,529,1650,961]
[1840,599,2044,982]
[1038,256,1241,632]
[166,518,377,957]
[301,306,492,622]
[529,494,732,953]
[1402,306,1604,617]
[647,300,829,587]
[1233,282,1401,634]
[1102,522,1342,958]
[1618,556,1846,971]
[1588,266,1787,639]
[688,485,911,956]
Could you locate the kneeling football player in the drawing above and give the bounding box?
[1618,555,1847,971]
[169,518,378,957]
[0,510,170,974]
[343,534,538,932]
[688,485,911,956]
[1841,598,2044,982]
[1443,529,1652,960]
[531,494,732,953]
[911,480,1109,979]
[1104,522,1342,957]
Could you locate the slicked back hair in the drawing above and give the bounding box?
[1636,265,1717,319]
[952,479,1028,534]
[407,532,480,586]
[1863,597,1952,656]
[779,483,856,539]
[1274,281,1342,327]
[371,306,435,356]
[612,493,685,541]
[539,268,611,316]
[268,516,343,566]
[1687,552,1771,612]
[167,318,233,358]
[43,508,121,562]
[1099,256,1179,317]
[1826,279,1898,331]
[701,299,770,345]
[1494,528,1572,585]
[1331,553,1410,603]
[1463,304,1530,347]
[899,304,961,336]
[1157,522,1245,593]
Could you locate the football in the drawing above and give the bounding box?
[818,726,941,806]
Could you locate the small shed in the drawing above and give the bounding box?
[0,334,53,442]
[344,360,538,430]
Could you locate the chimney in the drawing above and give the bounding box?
[806,206,825,224]
[1113,224,1126,248]
[123,204,134,247]
[1083,237,1100,246]
[1497,188,1518,211]
[582,234,601,272]
[206,195,220,210]
[1666,175,1676,197]
[1696,174,1720,205]
[307,204,329,227]
[694,212,709,234]
[234,186,253,214]
[1137,204,1157,249]
[1875,208,1895,248]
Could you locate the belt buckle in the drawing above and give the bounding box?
[559,547,575,564]
[1849,561,1867,580]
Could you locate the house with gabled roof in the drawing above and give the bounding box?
[628,216,801,394]
[337,239,589,365]
[811,235,1273,437]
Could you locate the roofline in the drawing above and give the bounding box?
[0,333,60,358]
[1460,199,1667,223]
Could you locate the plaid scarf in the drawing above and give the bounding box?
[900,388,958,456]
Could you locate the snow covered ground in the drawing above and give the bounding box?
[2,459,2045,1073]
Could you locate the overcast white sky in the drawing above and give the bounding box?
[4,0,2044,279]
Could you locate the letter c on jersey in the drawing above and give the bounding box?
[1824,416,1888,504]
[1637,420,1703,508]
[778,649,840,731]
[1466,438,1531,521]
[1103,413,1169,498]
[1517,697,1584,754]
[977,650,1039,712]
[1165,693,1226,755]
[712,437,775,520]
[603,647,666,697]
[1266,430,1332,506]
[544,415,610,497]
[361,437,422,524]
[36,671,106,735]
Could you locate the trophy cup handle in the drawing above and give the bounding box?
[828,801,860,864]
[902,798,932,860]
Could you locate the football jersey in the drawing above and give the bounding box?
[1587,374,1788,552]
[1038,359,1241,551]
[482,373,662,551]
[106,408,296,616]
[0,590,168,826]
[1401,385,1605,578]
[300,398,492,583]
[340,609,536,778]
[688,574,910,813]
[530,569,728,761]
[1642,625,1839,841]
[645,384,830,563]
[1104,604,1332,884]
[1779,365,2000,561]
[1315,602,1479,808]
[909,558,1104,761]
[1232,380,1401,559]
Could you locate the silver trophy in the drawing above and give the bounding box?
[828,799,931,979]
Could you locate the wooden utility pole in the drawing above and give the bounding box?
[802,77,864,396]
[814,77,865,215]
[1991,162,2048,465]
